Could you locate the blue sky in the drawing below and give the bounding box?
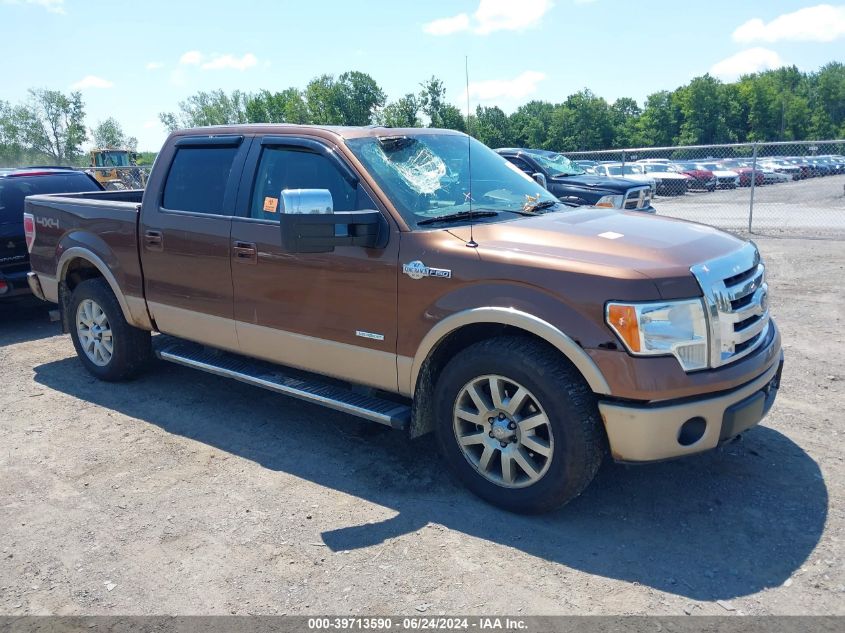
[1,0,843,150]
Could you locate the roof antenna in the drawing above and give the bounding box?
[465,55,478,249]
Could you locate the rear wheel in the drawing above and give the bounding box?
[433,336,605,514]
[69,278,152,381]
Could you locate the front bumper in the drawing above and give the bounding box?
[598,352,783,462]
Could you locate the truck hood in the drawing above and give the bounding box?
[463,208,745,296]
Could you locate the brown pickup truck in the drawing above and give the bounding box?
[24,125,783,513]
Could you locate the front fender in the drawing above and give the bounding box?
[405,306,611,397]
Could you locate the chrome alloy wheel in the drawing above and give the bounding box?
[76,298,114,367]
[452,374,554,488]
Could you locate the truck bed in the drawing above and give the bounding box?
[25,189,146,308]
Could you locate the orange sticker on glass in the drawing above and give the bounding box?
[263,197,279,213]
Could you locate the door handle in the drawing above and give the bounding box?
[144,230,163,250]
[233,241,257,264]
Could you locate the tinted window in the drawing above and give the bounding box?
[506,157,534,173]
[162,147,238,214]
[0,173,101,224]
[250,147,374,220]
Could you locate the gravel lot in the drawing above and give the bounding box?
[656,174,845,236]
[1,236,843,616]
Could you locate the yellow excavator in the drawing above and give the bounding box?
[88,149,147,190]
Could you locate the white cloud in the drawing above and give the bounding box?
[143,120,159,130]
[70,75,113,89]
[733,4,845,43]
[468,70,546,101]
[423,13,471,35]
[200,53,258,71]
[145,62,164,71]
[423,0,553,36]
[710,48,785,80]
[1,0,65,14]
[179,50,204,65]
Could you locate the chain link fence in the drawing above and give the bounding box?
[85,166,151,191]
[566,140,845,237]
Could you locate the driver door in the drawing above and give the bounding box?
[229,136,401,392]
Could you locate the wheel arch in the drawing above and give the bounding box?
[406,307,611,438]
[58,248,139,328]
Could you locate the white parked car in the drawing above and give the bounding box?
[639,163,692,196]
[591,163,657,195]
[694,163,740,189]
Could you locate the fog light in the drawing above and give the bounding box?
[678,416,706,446]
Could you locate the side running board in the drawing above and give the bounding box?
[153,337,411,430]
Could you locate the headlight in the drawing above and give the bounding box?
[606,299,709,371]
[594,194,623,208]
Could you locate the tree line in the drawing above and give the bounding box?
[1,62,843,167]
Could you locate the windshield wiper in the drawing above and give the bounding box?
[522,199,559,213]
[417,210,500,225]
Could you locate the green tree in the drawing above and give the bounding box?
[381,93,421,127]
[305,74,344,125]
[472,105,510,148]
[15,88,86,164]
[337,71,386,125]
[93,117,128,148]
[610,97,642,147]
[637,91,680,147]
[546,90,613,151]
[159,89,248,131]
[674,75,732,145]
[245,88,309,124]
[508,101,555,148]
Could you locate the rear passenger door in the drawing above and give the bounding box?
[229,136,400,392]
[140,135,250,351]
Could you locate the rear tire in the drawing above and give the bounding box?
[68,278,152,381]
[433,336,605,514]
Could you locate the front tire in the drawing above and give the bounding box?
[433,336,605,513]
[69,278,152,381]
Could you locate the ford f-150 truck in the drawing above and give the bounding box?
[25,125,783,513]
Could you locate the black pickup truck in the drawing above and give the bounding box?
[495,148,655,213]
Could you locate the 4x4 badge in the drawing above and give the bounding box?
[403,260,452,280]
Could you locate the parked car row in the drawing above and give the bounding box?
[571,154,845,197]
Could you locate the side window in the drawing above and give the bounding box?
[162,146,238,214]
[250,147,375,220]
[507,157,534,174]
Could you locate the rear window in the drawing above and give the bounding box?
[162,147,238,214]
[0,172,101,224]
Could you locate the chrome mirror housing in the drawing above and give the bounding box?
[280,189,334,215]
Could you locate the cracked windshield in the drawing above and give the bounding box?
[346,134,558,226]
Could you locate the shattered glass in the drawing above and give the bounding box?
[360,138,446,195]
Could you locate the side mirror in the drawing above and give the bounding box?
[278,189,388,254]
[532,172,547,189]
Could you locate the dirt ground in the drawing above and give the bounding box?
[1,236,842,616]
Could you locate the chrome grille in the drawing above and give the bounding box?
[690,242,770,368]
[623,186,651,210]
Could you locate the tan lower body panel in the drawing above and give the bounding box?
[599,357,781,462]
[236,321,398,393]
[147,302,399,393]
